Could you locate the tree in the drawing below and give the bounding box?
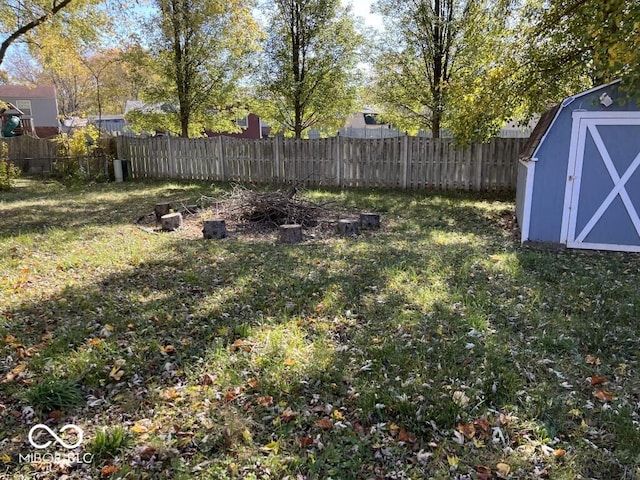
[0,0,102,68]
[132,0,260,137]
[259,0,361,138]
[517,0,640,110]
[373,0,515,139]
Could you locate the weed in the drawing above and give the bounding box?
[87,426,131,459]
[22,377,83,412]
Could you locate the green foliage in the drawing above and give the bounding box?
[51,125,103,180]
[258,0,361,138]
[519,0,640,105]
[23,377,83,412]
[129,0,261,137]
[88,426,131,459]
[0,141,20,190]
[0,0,102,68]
[372,0,514,141]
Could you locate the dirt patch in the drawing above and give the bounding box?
[134,185,374,242]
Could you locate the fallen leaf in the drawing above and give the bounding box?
[163,387,179,400]
[398,428,416,443]
[137,445,156,460]
[223,386,243,402]
[474,419,491,439]
[315,418,333,430]
[5,362,27,381]
[590,376,607,386]
[260,440,279,453]
[131,424,149,434]
[162,345,176,355]
[452,390,469,407]
[585,354,601,365]
[88,338,102,346]
[247,377,259,389]
[496,462,510,478]
[594,390,613,402]
[109,366,124,382]
[457,422,476,439]
[280,409,297,423]
[554,448,566,456]
[202,373,216,385]
[300,436,314,448]
[475,464,493,480]
[257,396,273,407]
[101,465,119,477]
[230,339,253,352]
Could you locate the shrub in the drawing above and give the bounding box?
[52,125,104,180]
[0,141,20,190]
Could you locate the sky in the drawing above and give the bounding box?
[347,0,384,29]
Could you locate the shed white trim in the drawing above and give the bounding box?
[566,241,640,253]
[519,159,535,242]
[563,111,640,250]
[573,126,640,242]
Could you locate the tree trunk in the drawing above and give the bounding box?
[359,213,380,230]
[279,224,302,243]
[155,202,172,223]
[161,212,182,231]
[337,219,359,237]
[203,219,227,239]
[180,111,189,138]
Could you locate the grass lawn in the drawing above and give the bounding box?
[1,178,639,480]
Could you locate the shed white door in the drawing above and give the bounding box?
[562,112,640,252]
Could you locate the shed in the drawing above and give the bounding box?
[516,80,640,252]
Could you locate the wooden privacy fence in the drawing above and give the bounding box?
[116,136,526,191]
[3,135,57,173]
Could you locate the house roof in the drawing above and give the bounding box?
[0,85,56,98]
[518,79,622,162]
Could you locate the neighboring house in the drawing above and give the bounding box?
[205,114,268,139]
[61,116,88,133]
[338,108,400,139]
[516,80,640,252]
[88,115,128,136]
[0,85,60,138]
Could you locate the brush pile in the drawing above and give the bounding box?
[204,184,341,231]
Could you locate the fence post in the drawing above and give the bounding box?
[402,135,409,189]
[335,135,343,187]
[166,135,176,178]
[218,135,227,181]
[273,137,281,182]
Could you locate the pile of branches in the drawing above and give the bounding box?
[204,184,337,230]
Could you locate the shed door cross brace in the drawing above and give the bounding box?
[575,124,640,242]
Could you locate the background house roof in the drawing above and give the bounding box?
[0,85,56,98]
